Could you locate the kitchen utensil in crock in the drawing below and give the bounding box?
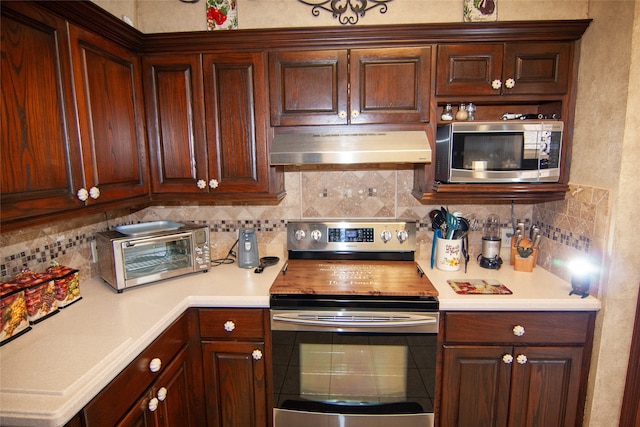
[254,256,280,273]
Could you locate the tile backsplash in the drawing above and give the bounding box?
[1,170,609,296]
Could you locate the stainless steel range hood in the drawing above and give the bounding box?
[269,130,432,165]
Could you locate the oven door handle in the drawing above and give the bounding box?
[271,312,438,329]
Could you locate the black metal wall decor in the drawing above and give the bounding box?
[298,0,394,25]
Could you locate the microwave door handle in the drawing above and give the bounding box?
[124,232,193,247]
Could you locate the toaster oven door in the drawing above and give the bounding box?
[119,232,195,287]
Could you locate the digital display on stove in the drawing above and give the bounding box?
[328,227,375,243]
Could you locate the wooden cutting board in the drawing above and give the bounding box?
[269,260,438,297]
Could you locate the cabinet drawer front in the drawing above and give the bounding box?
[199,308,265,339]
[443,311,592,344]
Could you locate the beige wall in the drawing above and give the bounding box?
[93,0,588,32]
[575,1,640,425]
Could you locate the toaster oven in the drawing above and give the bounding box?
[96,221,210,292]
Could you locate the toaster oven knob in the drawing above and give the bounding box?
[224,321,236,332]
[311,229,322,241]
[380,230,392,243]
[195,247,203,255]
[397,230,409,243]
[149,358,162,373]
[294,230,306,241]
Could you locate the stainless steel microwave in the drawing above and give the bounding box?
[435,121,564,183]
[96,221,211,292]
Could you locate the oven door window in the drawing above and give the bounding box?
[272,330,436,414]
[121,236,193,280]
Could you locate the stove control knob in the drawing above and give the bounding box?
[397,230,409,243]
[294,229,306,241]
[380,230,393,243]
[311,229,322,241]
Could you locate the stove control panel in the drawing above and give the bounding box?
[287,220,416,253]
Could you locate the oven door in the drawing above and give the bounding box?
[117,232,195,288]
[271,309,438,427]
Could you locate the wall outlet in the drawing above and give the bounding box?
[500,227,513,247]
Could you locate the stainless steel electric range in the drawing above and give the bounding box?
[270,220,439,427]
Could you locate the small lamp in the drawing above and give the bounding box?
[568,259,596,298]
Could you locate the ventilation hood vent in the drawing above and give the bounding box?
[269,130,431,165]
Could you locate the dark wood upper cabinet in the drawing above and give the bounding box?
[269,50,348,126]
[202,52,278,197]
[350,47,431,124]
[269,47,431,126]
[68,24,149,204]
[436,42,571,97]
[143,52,284,201]
[1,3,85,221]
[143,54,207,194]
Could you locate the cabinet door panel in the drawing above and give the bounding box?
[202,341,267,427]
[503,43,571,95]
[508,346,583,427]
[351,47,431,123]
[203,53,270,193]
[436,44,503,96]
[155,346,197,427]
[69,24,148,203]
[269,50,348,126]
[441,345,511,427]
[1,3,84,220]
[143,54,206,193]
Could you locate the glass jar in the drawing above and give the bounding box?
[441,104,453,121]
[455,103,468,120]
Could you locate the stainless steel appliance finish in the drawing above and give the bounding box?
[435,121,564,183]
[269,130,431,165]
[271,220,438,427]
[286,220,416,260]
[96,222,210,292]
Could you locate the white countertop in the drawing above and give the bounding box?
[0,259,599,427]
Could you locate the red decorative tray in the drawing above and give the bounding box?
[448,279,512,295]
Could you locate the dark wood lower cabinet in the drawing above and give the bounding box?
[438,311,595,427]
[441,345,584,427]
[117,346,197,427]
[201,341,268,427]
